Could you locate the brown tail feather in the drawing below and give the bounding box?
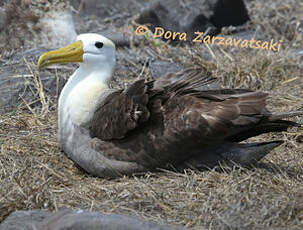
[182,141,284,169]
[220,140,284,166]
[227,120,300,142]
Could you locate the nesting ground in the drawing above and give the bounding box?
[0,0,303,229]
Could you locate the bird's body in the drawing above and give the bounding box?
[38,33,302,178]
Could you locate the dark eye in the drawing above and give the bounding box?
[95,42,103,48]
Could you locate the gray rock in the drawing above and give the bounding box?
[38,10,77,49]
[296,49,303,56]
[70,0,151,30]
[0,209,183,230]
[0,48,70,114]
[0,8,5,30]
[96,30,145,47]
[149,60,183,79]
[0,210,51,230]
[0,2,76,52]
[136,0,250,45]
[70,0,250,47]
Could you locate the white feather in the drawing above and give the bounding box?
[58,34,116,142]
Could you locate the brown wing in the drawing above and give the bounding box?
[89,67,299,169]
[90,80,151,140]
[90,90,272,167]
[90,67,217,140]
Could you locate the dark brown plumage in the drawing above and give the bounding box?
[87,67,302,173]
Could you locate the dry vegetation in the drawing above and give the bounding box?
[0,0,303,229]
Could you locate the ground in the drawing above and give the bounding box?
[0,0,303,229]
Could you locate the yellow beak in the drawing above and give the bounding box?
[37,40,84,69]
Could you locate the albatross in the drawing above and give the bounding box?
[37,33,303,178]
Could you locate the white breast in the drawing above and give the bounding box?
[66,80,108,126]
[58,69,109,133]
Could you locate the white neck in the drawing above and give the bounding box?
[58,62,113,133]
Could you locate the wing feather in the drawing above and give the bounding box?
[87,67,299,168]
[90,80,150,140]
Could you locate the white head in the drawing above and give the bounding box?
[38,33,116,82]
[77,33,116,76]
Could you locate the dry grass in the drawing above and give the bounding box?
[1,0,303,229]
